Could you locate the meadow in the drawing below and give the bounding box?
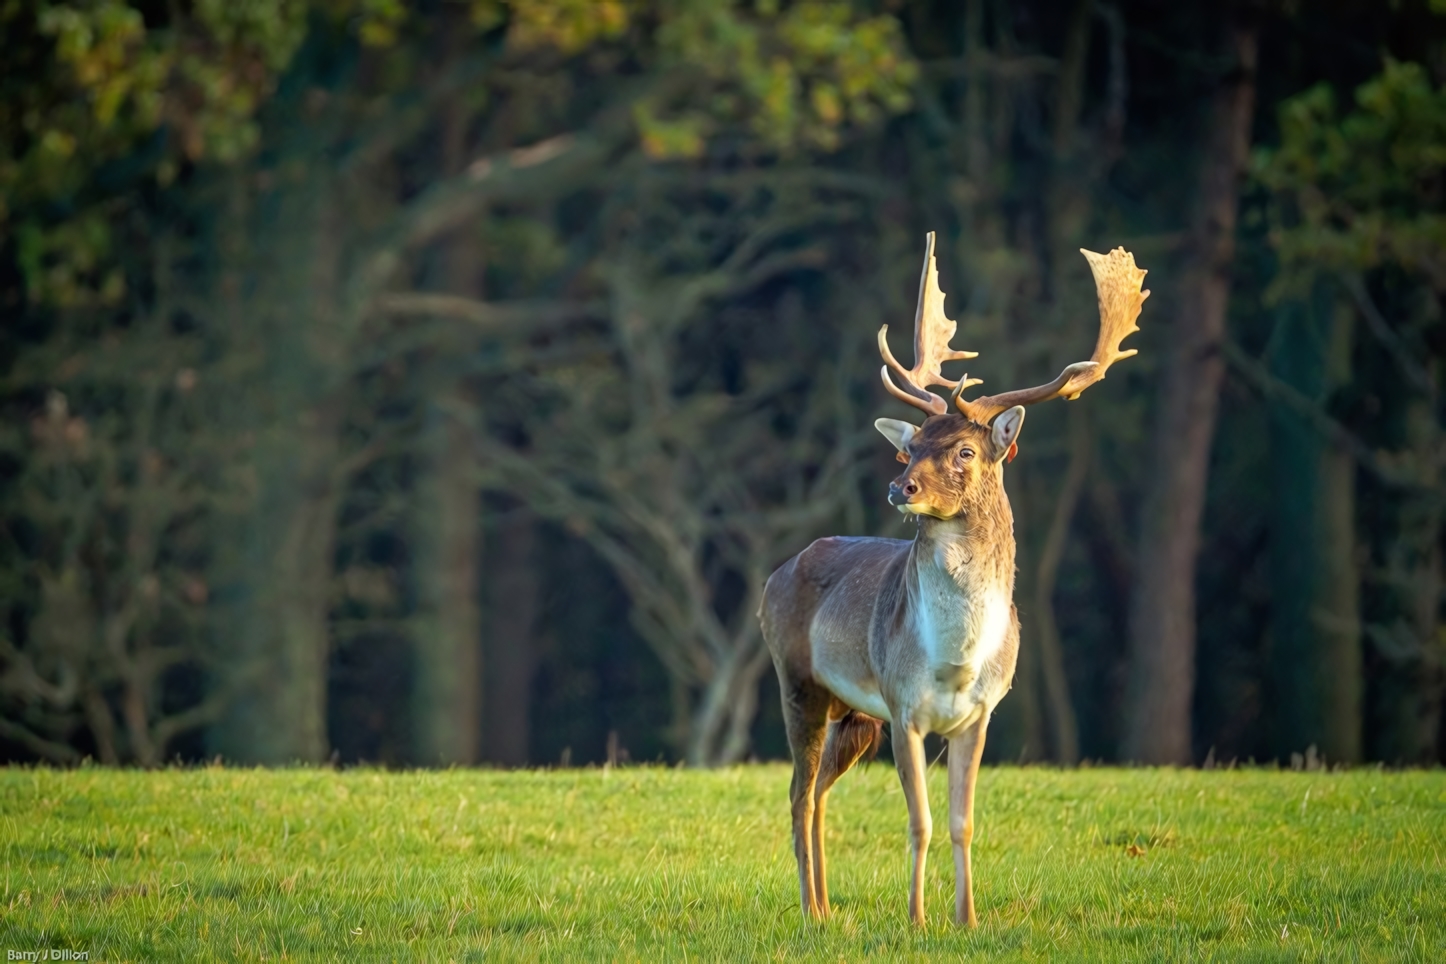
[0,763,1441,961]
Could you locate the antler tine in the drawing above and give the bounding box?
[878,232,981,418]
[1065,247,1149,397]
[955,246,1148,424]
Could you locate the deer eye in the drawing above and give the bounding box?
[957,447,974,463]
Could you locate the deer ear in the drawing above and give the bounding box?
[991,406,1026,461]
[874,418,918,454]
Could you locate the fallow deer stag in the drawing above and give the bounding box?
[759,232,1147,927]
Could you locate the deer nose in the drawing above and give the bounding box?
[888,479,920,505]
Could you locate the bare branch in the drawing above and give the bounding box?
[336,53,497,177]
[921,53,1060,80]
[370,294,605,334]
[475,437,720,679]
[0,717,81,764]
[1341,273,1437,402]
[677,248,827,320]
[150,691,234,751]
[0,636,79,708]
[1222,338,1433,491]
[350,133,616,307]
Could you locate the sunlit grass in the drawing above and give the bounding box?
[0,763,1442,961]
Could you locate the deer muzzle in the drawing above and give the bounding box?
[888,479,922,509]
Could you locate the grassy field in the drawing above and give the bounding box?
[0,763,1442,962]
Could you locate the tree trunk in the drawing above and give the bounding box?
[1266,292,1362,763]
[412,401,483,765]
[717,651,770,765]
[1033,406,1087,764]
[1371,394,1443,763]
[1122,23,1257,764]
[410,52,486,767]
[997,463,1050,764]
[209,173,343,765]
[686,643,770,767]
[483,506,539,766]
[211,413,341,764]
[1011,0,1092,766]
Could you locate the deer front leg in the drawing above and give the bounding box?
[948,715,989,927]
[892,722,932,926]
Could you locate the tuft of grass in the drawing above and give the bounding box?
[0,764,1442,961]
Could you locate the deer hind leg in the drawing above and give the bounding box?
[780,677,831,920]
[812,707,883,917]
[892,721,932,927]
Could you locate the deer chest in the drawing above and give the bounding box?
[911,577,1013,734]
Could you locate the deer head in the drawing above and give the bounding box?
[874,232,1148,519]
[875,411,1021,520]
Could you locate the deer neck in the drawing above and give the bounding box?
[908,491,1015,592]
[901,489,1015,671]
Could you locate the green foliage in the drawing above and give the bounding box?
[14,211,124,308]
[14,0,308,176]
[6,0,913,305]
[1249,55,1445,768]
[474,214,570,297]
[2,0,309,305]
[1255,60,1446,295]
[351,0,407,47]
[487,0,630,53]
[649,0,916,155]
[0,766,1441,959]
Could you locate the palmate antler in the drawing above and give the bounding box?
[877,232,981,416]
[879,234,1149,424]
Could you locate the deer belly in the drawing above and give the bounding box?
[810,609,893,721]
[813,661,892,723]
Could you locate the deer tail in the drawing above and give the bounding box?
[832,710,885,772]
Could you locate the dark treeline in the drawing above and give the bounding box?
[1,0,1442,769]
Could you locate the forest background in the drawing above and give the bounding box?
[1,0,1442,772]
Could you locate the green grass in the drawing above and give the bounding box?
[0,764,1442,961]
